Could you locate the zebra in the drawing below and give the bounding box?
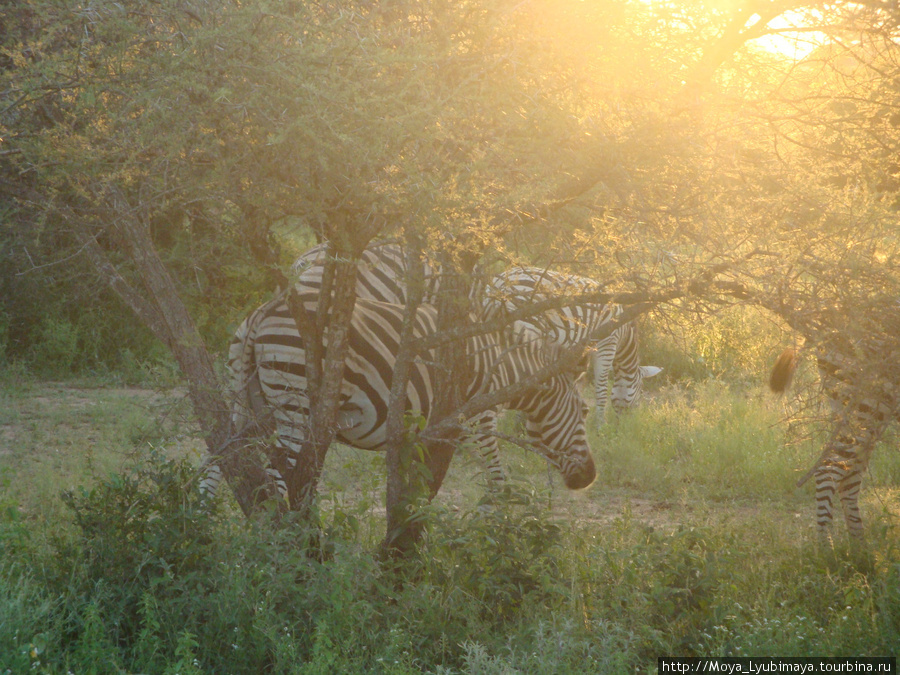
[482,266,661,423]
[294,244,660,421]
[214,287,596,503]
[770,334,900,542]
[287,241,512,480]
[290,243,657,461]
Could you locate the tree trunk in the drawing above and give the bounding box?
[382,248,471,555]
[78,195,282,516]
[383,235,428,553]
[284,243,360,518]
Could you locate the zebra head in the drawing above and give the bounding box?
[512,365,596,490]
[610,364,662,414]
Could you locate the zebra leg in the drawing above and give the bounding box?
[196,440,290,514]
[273,417,320,508]
[814,461,840,546]
[265,440,293,499]
[468,409,507,485]
[837,424,879,542]
[196,378,278,501]
[836,461,865,540]
[817,428,869,542]
[199,445,290,501]
[592,335,618,424]
[198,457,224,497]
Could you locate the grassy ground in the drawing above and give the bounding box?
[0,379,200,525]
[1,375,899,673]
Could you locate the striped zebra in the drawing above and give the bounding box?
[293,245,659,421]
[770,335,900,542]
[483,267,661,423]
[291,240,444,306]
[288,241,511,480]
[215,287,596,502]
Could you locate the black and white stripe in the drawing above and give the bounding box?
[287,242,511,479]
[291,241,444,306]
[483,267,660,423]
[216,288,596,497]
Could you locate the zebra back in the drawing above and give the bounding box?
[292,241,460,307]
[483,267,621,345]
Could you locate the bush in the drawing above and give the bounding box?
[417,482,569,624]
[642,305,793,385]
[0,447,898,672]
[31,316,80,376]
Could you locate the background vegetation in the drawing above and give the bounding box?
[2,0,900,670]
[1,360,899,672]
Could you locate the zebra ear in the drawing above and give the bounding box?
[640,366,662,378]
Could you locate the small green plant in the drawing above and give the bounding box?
[72,601,124,674]
[163,631,204,675]
[31,316,80,376]
[418,481,568,623]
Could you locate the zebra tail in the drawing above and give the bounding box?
[229,305,271,432]
[769,348,799,393]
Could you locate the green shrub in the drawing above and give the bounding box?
[0,435,898,672]
[31,316,80,376]
[417,482,569,624]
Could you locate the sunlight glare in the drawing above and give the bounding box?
[635,0,829,62]
[752,11,828,61]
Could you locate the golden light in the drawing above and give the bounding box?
[633,0,830,62]
[752,11,829,61]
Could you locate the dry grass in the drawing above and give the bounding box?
[2,378,898,549]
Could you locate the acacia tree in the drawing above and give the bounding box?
[4,0,900,543]
[0,0,661,530]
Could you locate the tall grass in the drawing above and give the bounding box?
[1,458,898,673]
[1,374,899,672]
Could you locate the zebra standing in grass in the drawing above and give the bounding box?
[770,333,900,542]
[218,286,597,501]
[483,267,661,424]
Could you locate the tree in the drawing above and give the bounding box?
[4,0,900,546]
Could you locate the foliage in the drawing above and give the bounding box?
[640,304,793,384]
[1,451,898,672]
[5,0,899,377]
[1,381,900,671]
[3,0,900,665]
[416,482,570,624]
